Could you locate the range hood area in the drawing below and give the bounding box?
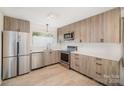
[0,7,124,86]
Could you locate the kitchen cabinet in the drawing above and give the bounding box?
[58,8,121,43]
[70,53,82,72]
[80,19,87,42]
[70,53,120,85]
[31,52,44,69]
[4,16,19,31]
[87,56,96,78]
[57,28,64,43]
[73,22,81,42]
[102,60,119,85]
[44,51,51,66]
[4,16,30,33]
[94,58,105,83]
[103,8,121,43]
[44,51,59,66]
[90,14,104,42]
[56,51,60,63]
[79,55,87,74]
[50,51,59,64]
[19,19,30,33]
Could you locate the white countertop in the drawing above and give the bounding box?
[71,50,121,62]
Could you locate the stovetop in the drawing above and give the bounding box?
[60,46,78,54]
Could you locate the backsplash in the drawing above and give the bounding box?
[59,42,122,60]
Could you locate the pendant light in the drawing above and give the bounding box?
[46,24,48,32]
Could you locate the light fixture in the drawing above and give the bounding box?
[47,13,56,20]
[46,24,48,32]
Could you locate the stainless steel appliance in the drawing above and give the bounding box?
[120,18,124,85]
[2,31,30,80]
[60,46,77,68]
[31,52,44,70]
[64,32,74,41]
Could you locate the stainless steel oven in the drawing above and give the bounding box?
[61,51,70,64]
[60,46,77,68]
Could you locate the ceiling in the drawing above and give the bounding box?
[0,7,114,31]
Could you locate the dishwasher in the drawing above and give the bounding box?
[31,52,44,70]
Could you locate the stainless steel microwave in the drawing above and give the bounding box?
[64,32,74,40]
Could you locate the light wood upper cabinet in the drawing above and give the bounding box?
[4,16,19,31]
[19,19,30,33]
[80,20,87,42]
[73,22,81,42]
[4,16,30,33]
[103,8,121,43]
[58,8,121,43]
[80,18,91,42]
[90,14,104,42]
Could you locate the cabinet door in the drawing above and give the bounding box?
[55,51,60,63]
[19,19,25,32]
[70,54,75,69]
[73,22,81,42]
[88,57,96,78]
[4,16,19,31]
[50,51,57,64]
[19,20,30,33]
[58,28,64,43]
[44,52,51,66]
[107,61,120,85]
[80,20,87,42]
[57,28,61,43]
[25,21,30,33]
[70,54,81,72]
[94,58,104,83]
[80,19,91,42]
[80,55,87,74]
[103,8,121,43]
[90,14,104,42]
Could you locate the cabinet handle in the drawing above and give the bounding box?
[96,58,102,60]
[122,58,124,67]
[96,63,102,66]
[96,72,102,75]
[75,57,79,60]
[100,38,104,42]
[75,63,79,67]
[75,54,79,56]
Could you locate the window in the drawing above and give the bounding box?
[32,32,56,48]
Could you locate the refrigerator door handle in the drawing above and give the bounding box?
[17,42,19,54]
[122,58,124,67]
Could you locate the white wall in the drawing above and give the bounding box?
[0,10,3,85]
[59,42,122,61]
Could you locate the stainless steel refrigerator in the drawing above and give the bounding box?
[120,18,124,85]
[2,31,30,80]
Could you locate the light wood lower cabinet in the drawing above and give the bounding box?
[70,53,120,85]
[94,58,105,83]
[70,54,81,72]
[43,51,59,66]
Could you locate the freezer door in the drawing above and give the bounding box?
[18,55,30,75]
[18,32,29,56]
[2,57,17,80]
[3,31,18,57]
